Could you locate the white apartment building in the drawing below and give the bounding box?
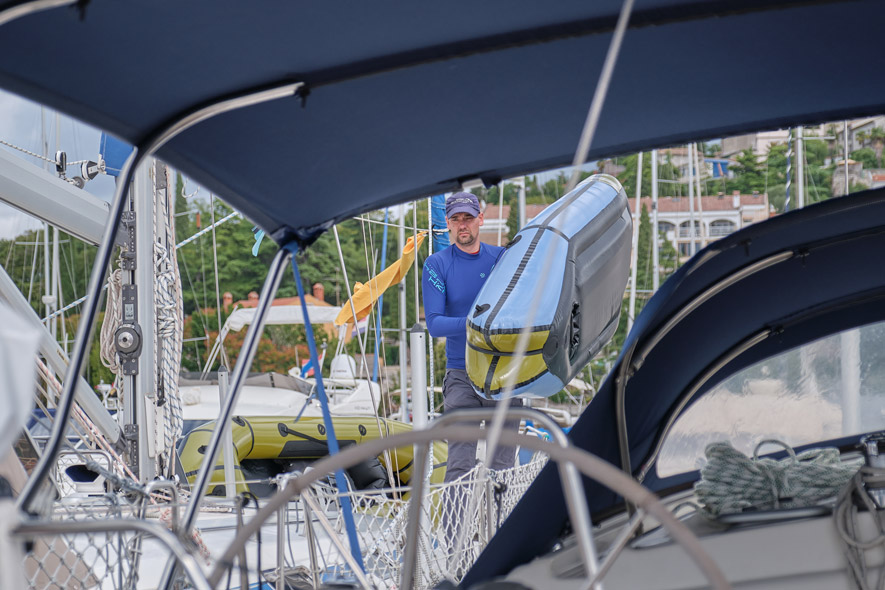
[629,191,770,257]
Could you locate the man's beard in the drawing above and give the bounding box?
[456,231,476,246]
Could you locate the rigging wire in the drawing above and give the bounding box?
[463,0,636,562]
[359,213,393,419]
[197,213,210,319]
[26,239,37,304]
[356,216,399,489]
[354,215,447,233]
[331,223,398,492]
[209,194,229,369]
[178,248,212,362]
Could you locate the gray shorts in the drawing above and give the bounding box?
[442,369,518,482]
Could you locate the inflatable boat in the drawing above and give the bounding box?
[466,174,632,399]
[176,416,447,497]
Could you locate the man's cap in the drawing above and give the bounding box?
[446,192,481,218]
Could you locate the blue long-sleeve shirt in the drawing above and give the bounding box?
[422,243,504,370]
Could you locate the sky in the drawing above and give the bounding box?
[0,88,120,239]
[0,87,609,240]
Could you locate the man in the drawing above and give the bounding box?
[422,191,516,483]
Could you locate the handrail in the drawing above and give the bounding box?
[14,517,211,590]
[208,418,730,590]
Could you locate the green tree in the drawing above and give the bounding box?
[851,147,877,170]
[729,148,767,194]
[617,152,686,199]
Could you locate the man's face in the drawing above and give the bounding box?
[447,212,483,250]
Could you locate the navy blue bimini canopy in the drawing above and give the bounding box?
[467,187,885,583]
[4,0,885,582]
[0,1,884,245]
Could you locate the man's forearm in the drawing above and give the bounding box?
[426,314,466,338]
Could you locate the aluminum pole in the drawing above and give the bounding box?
[181,247,289,532]
[844,120,850,196]
[133,160,156,479]
[517,177,526,230]
[694,143,707,246]
[841,330,861,433]
[627,152,642,333]
[398,205,409,423]
[410,324,428,429]
[688,143,696,256]
[797,126,805,208]
[218,366,236,498]
[651,149,659,292]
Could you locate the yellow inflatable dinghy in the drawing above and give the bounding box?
[176,416,447,497]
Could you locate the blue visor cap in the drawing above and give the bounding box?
[446,192,481,218]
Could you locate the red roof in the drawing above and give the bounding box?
[481,203,547,221]
[628,193,767,213]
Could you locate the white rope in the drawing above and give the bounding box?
[694,440,862,518]
[99,268,123,375]
[154,168,184,474]
[36,357,135,482]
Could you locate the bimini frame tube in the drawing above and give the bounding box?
[181,247,289,530]
[0,0,75,27]
[17,74,303,513]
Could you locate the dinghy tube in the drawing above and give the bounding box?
[466,174,632,399]
[176,415,447,497]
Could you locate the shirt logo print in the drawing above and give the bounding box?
[480,272,486,278]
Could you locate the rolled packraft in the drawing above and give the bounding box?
[466,174,632,398]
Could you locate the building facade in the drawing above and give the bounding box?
[629,191,770,258]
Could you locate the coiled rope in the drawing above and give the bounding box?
[99,268,123,376]
[695,440,863,518]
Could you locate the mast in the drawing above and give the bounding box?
[694,143,706,248]
[372,208,389,382]
[51,112,61,341]
[687,144,696,256]
[796,126,805,208]
[41,107,52,329]
[839,120,860,430]
[627,152,642,333]
[844,121,850,195]
[497,181,504,246]
[517,176,526,230]
[651,149,659,292]
[130,159,156,479]
[398,204,409,423]
[785,129,793,210]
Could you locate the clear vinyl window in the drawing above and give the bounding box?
[657,321,885,478]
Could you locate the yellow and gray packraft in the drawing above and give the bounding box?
[466,174,632,398]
